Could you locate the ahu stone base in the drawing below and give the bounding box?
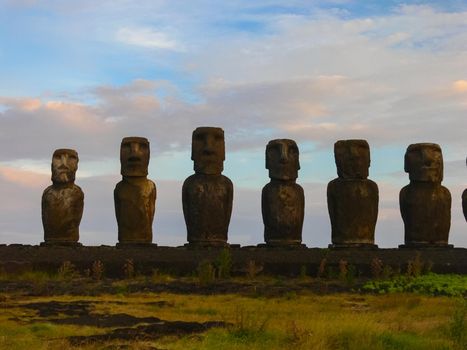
[0,244,466,278]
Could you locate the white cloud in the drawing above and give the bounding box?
[116,27,179,50]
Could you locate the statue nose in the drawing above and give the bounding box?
[60,154,69,166]
[350,147,359,158]
[130,143,140,154]
[421,150,433,166]
[280,146,289,163]
[203,136,216,154]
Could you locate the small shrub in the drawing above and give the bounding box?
[122,259,135,279]
[370,257,383,279]
[230,306,270,336]
[57,261,79,280]
[317,258,327,278]
[91,260,104,281]
[299,265,308,280]
[338,259,348,281]
[406,252,423,277]
[245,260,263,279]
[197,260,215,285]
[215,248,232,279]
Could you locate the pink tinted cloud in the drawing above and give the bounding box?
[0,166,49,189]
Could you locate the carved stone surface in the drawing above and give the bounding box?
[463,189,467,222]
[183,127,233,246]
[42,149,84,245]
[114,137,156,245]
[400,143,452,247]
[463,157,467,222]
[327,140,378,248]
[262,139,304,246]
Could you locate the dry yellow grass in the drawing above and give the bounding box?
[1,291,464,350]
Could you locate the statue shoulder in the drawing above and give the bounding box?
[221,175,233,187]
[73,184,84,197]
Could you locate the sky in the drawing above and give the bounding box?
[0,0,466,247]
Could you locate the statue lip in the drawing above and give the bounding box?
[201,150,216,156]
[127,156,142,163]
[421,166,437,170]
[199,154,219,161]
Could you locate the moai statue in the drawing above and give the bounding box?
[463,157,467,222]
[182,127,233,247]
[261,139,304,247]
[114,137,156,246]
[400,143,452,248]
[327,140,379,248]
[41,149,84,246]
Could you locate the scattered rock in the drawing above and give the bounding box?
[68,319,228,344]
[20,300,93,317]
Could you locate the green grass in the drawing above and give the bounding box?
[362,273,467,296]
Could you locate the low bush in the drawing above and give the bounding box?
[215,248,232,279]
[91,260,104,281]
[362,273,467,297]
[197,260,216,285]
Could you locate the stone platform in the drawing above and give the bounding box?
[0,244,466,277]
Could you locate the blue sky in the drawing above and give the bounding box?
[0,0,466,247]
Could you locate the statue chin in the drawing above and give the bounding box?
[52,173,74,184]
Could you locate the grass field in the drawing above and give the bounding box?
[0,268,466,350]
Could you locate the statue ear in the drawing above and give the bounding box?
[404,152,409,173]
[265,144,271,170]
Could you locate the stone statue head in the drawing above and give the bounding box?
[266,139,300,181]
[120,137,150,177]
[51,149,79,185]
[334,140,370,179]
[404,143,443,183]
[192,127,225,175]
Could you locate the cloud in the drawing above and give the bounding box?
[0,97,42,111]
[0,166,48,189]
[453,80,467,92]
[116,27,179,50]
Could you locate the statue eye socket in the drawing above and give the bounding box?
[195,133,206,141]
[140,143,148,150]
[270,145,281,155]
